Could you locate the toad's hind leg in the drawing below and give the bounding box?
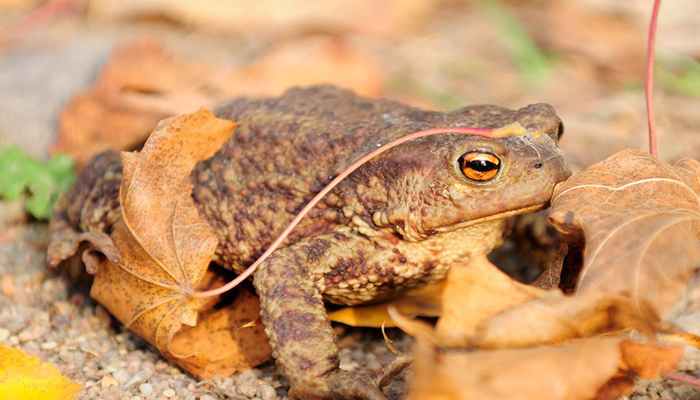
[46,151,124,271]
[253,239,388,400]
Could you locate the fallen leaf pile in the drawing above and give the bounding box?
[0,343,81,400]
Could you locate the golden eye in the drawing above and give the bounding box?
[458,151,501,181]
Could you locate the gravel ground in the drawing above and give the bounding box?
[0,201,410,400]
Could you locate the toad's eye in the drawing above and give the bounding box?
[458,151,501,181]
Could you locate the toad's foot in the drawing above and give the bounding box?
[253,237,400,400]
[288,369,387,400]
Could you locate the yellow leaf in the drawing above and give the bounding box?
[661,333,700,349]
[328,282,443,328]
[0,344,81,400]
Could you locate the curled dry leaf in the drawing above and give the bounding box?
[392,255,647,349]
[549,148,700,322]
[406,338,620,400]
[434,254,547,347]
[89,109,271,378]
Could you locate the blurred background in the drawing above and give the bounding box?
[1,0,700,170]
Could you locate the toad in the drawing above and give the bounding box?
[47,85,570,399]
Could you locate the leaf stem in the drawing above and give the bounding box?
[645,0,662,158]
[192,124,524,299]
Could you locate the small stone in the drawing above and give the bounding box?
[17,327,43,342]
[40,341,57,350]
[236,383,257,397]
[0,328,10,342]
[112,368,130,384]
[130,397,143,400]
[163,388,176,397]
[199,395,217,400]
[100,375,119,389]
[259,384,277,400]
[139,383,153,395]
[125,370,150,387]
[236,369,258,383]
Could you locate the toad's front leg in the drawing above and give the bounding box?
[253,237,388,400]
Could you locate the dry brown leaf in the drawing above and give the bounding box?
[406,338,623,400]
[388,249,645,349]
[618,340,683,380]
[88,0,435,35]
[406,337,683,400]
[52,38,384,166]
[435,254,547,347]
[89,109,271,377]
[592,341,684,399]
[549,149,700,322]
[51,40,232,166]
[467,291,647,348]
[168,279,271,378]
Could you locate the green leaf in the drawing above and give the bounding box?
[657,56,700,97]
[0,145,76,219]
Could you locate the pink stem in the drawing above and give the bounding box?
[192,125,512,298]
[664,372,700,387]
[645,0,662,158]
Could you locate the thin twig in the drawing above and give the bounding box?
[664,372,700,387]
[192,124,524,298]
[645,0,662,158]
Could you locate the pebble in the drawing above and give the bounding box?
[199,395,217,400]
[125,370,151,387]
[163,388,176,397]
[113,368,130,384]
[259,384,277,400]
[101,375,119,389]
[18,327,44,342]
[237,368,260,383]
[139,383,154,395]
[40,341,57,350]
[0,328,10,342]
[236,383,258,398]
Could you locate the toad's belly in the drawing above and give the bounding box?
[319,261,451,306]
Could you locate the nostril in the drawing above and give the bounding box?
[531,160,544,169]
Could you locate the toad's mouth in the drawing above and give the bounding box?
[434,203,548,233]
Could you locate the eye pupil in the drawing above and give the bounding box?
[458,151,501,181]
[468,159,496,172]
